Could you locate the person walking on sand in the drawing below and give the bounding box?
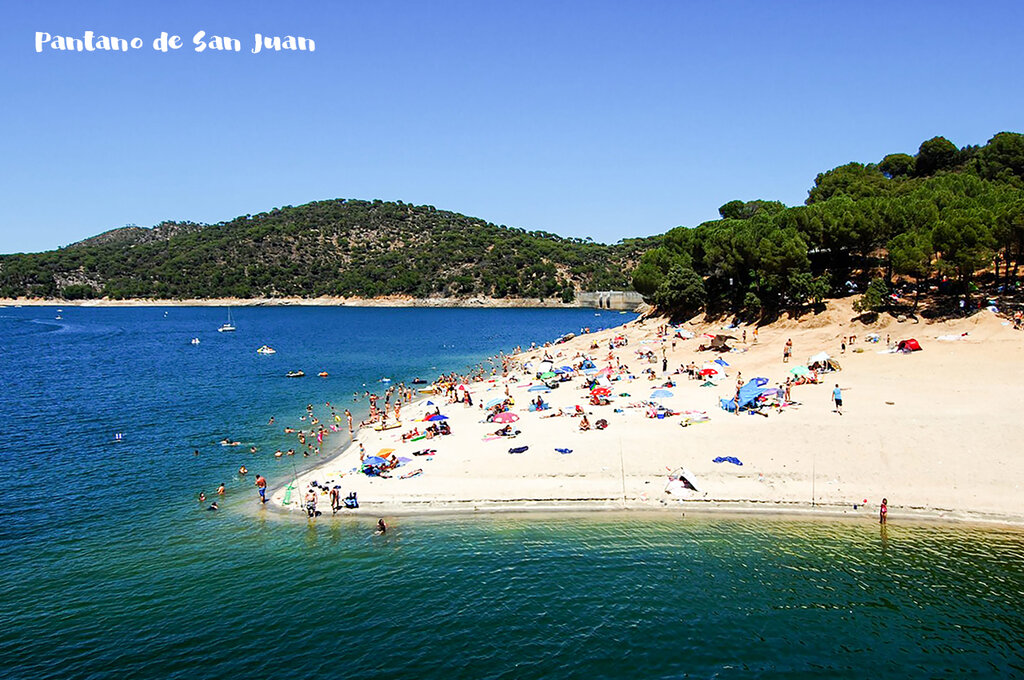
[345,409,353,435]
[880,498,888,524]
[255,474,267,504]
[783,339,792,363]
[330,486,341,515]
[832,384,843,415]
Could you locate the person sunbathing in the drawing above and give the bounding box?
[579,415,591,431]
[494,425,514,437]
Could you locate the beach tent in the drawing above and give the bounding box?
[537,361,554,373]
[710,335,733,351]
[720,377,769,412]
[666,467,701,494]
[808,351,831,364]
[898,339,922,352]
[674,329,695,339]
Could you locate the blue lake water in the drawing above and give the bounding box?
[0,306,1022,679]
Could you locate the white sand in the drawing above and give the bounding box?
[272,300,1024,524]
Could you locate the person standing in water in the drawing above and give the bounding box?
[255,474,267,504]
[880,498,888,525]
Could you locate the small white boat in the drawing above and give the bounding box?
[218,308,236,332]
[256,345,276,355]
[190,338,200,345]
[55,315,62,320]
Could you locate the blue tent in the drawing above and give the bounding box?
[714,358,730,367]
[720,377,769,412]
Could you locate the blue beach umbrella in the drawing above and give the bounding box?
[426,413,448,421]
[714,358,730,367]
[485,397,504,408]
[650,389,674,399]
[363,456,387,466]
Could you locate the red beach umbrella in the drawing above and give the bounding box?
[591,387,612,396]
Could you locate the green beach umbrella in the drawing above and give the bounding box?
[540,371,556,379]
[789,365,809,377]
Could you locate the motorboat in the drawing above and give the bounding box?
[286,370,305,378]
[190,337,200,345]
[256,345,276,355]
[318,371,329,377]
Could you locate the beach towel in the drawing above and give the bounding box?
[713,456,743,466]
[508,446,529,454]
[555,448,573,454]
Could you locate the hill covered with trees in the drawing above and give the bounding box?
[632,131,1024,318]
[0,200,653,301]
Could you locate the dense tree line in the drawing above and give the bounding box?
[632,132,1024,317]
[0,200,654,301]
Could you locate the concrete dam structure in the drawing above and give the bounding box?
[577,290,644,310]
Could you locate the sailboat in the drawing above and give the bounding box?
[218,308,236,332]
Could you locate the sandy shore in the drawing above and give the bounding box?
[270,299,1024,525]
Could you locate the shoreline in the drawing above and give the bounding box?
[261,494,1024,529]
[263,298,1024,528]
[0,295,629,310]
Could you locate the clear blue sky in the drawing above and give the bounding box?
[2,0,1022,253]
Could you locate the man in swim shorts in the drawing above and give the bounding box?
[255,474,267,503]
[832,384,843,415]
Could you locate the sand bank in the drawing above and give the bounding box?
[270,300,1024,525]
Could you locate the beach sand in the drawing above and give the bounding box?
[272,300,1024,524]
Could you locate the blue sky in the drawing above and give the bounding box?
[2,0,1022,253]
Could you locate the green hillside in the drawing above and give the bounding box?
[632,131,1024,317]
[0,200,654,301]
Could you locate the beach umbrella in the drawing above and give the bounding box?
[396,456,413,465]
[363,456,387,466]
[528,385,551,392]
[426,413,448,421]
[485,397,505,408]
[493,412,519,423]
[591,387,612,396]
[559,366,573,373]
[650,389,674,399]
[540,371,556,379]
[789,365,809,377]
[581,368,599,376]
[699,367,718,377]
[714,358,730,367]
[597,367,614,376]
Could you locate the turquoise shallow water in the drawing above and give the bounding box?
[1,306,1022,679]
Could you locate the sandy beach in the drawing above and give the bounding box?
[271,300,1024,524]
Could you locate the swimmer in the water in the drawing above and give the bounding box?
[375,518,387,535]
